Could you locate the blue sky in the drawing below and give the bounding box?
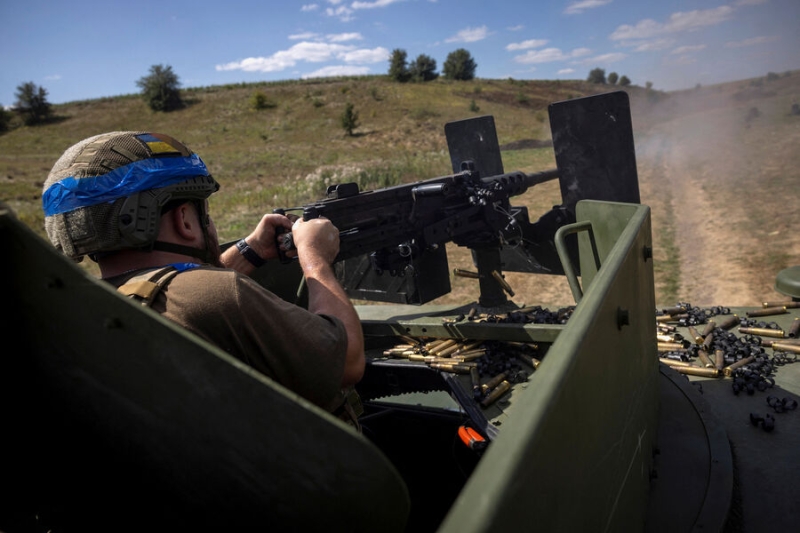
[1,0,798,106]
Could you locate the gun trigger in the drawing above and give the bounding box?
[276,227,295,264]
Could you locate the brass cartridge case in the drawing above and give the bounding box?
[714,349,725,371]
[491,270,515,296]
[763,301,800,309]
[688,326,704,344]
[481,380,511,407]
[771,342,800,354]
[696,349,714,368]
[701,320,716,338]
[676,366,720,378]
[453,268,481,279]
[658,342,687,352]
[746,306,787,318]
[481,372,508,394]
[429,363,473,374]
[702,332,715,352]
[662,305,687,315]
[659,358,691,367]
[788,318,800,338]
[408,354,437,363]
[723,355,756,377]
[738,327,785,338]
[716,315,740,331]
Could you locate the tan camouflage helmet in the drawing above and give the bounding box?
[43,132,219,261]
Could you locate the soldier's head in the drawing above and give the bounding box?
[43,132,220,264]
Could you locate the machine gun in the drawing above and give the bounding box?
[275,91,640,308]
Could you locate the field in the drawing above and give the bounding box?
[2,73,799,308]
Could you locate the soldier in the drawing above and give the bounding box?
[41,131,364,423]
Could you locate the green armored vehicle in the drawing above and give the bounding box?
[2,91,798,532]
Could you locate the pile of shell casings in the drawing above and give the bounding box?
[382,335,543,408]
[656,301,800,382]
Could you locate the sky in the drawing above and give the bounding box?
[1,0,798,106]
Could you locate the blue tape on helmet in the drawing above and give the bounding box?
[42,154,209,216]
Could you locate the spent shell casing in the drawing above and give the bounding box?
[676,366,720,378]
[481,372,508,393]
[723,355,756,376]
[481,380,511,407]
[688,326,704,344]
[659,357,692,367]
[702,332,715,352]
[696,349,714,368]
[407,354,437,363]
[662,305,687,315]
[771,342,800,354]
[453,268,480,279]
[746,306,788,318]
[738,327,785,338]
[658,324,677,333]
[714,349,725,371]
[716,315,740,331]
[491,270,515,297]
[458,350,488,362]
[763,301,800,309]
[658,342,687,352]
[429,363,473,374]
[701,320,717,338]
[788,318,800,338]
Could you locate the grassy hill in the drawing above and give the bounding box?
[2,73,799,306]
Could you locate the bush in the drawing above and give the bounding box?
[443,48,477,81]
[250,90,276,110]
[136,64,183,112]
[341,102,360,136]
[14,82,52,125]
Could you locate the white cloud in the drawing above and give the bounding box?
[632,39,675,52]
[508,25,524,31]
[327,32,363,42]
[352,0,404,8]
[340,46,390,63]
[216,40,388,74]
[725,35,778,48]
[301,4,318,12]
[558,68,575,74]
[44,74,62,81]
[577,52,626,64]
[564,0,612,15]
[289,32,318,40]
[302,65,371,79]
[610,6,733,41]
[735,0,768,5]
[326,5,354,21]
[514,47,591,64]
[506,39,548,51]
[446,25,490,43]
[671,44,706,55]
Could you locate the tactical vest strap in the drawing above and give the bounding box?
[117,266,181,307]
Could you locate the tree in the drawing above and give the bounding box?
[607,72,619,85]
[14,82,52,125]
[409,54,438,82]
[443,48,477,81]
[0,105,11,133]
[341,102,360,136]
[619,75,631,87]
[388,49,410,82]
[586,68,606,84]
[136,64,182,112]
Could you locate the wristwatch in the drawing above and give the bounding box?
[235,238,266,268]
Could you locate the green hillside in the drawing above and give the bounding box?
[2,73,799,306]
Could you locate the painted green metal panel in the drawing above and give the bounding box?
[438,200,657,532]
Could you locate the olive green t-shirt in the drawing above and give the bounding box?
[109,265,348,411]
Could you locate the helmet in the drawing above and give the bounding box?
[43,131,219,262]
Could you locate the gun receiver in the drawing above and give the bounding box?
[273,91,639,307]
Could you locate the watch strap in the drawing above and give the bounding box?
[235,238,266,268]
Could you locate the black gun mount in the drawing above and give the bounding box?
[277,91,640,308]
